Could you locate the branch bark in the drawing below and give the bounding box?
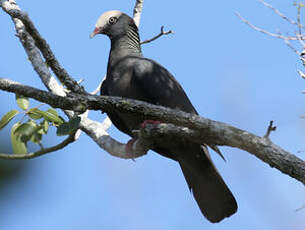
[0,78,304,185]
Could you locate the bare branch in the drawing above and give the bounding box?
[264,120,277,139]
[1,0,83,94]
[0,134,76,160]
[295,205,305,212]
[298,69,305,79]
[235,12,304,41]
[0,78,81,112]
[139,123,305,185]
[283,39,300,55]
[0,78,304,184]
[141,26,174,45]
[258,0,302,27]
[1,5,65,96]
[80,117,148,159]
[91,82,102,95]
[297,3,303,35]
[133,0,144,27]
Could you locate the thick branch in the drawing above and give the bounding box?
[1,1,131,162]
[80,117,149,159]
[139,122,305,184]
[0,78,304,185]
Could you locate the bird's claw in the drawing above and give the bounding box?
[126,138,137,161]
[141,120,161,128]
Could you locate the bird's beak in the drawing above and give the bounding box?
[90,27,100,39]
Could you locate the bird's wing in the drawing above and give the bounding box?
[132,58,226,160]
[100,77,134,136]
[131,58,197,114]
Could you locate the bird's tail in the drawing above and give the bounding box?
[178,146,237,223]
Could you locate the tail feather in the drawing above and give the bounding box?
[178,146,237,223]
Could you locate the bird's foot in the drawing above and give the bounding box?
[126,138,137,161]
[141,120,161,128]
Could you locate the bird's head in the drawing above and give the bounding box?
[90,10,134,39]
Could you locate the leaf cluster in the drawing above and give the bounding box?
[0,95,80,154]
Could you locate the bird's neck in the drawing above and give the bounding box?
[108,25,142,67]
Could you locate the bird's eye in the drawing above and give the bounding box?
[109,17,117,25]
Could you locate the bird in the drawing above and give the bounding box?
[90,10,237,223]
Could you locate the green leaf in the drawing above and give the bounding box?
[0,110,19,130]
[38,120,49,134]
[27,108,43,120]
[56,116,81,136]
[47,108,58,116]
[11,122,27,154]
[16,94,30,110]
[34,109,64,124]
[43,120,49,133]
[14,120,38,143]
[30,132,42,144]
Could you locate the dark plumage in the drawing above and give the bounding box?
[91,10,237,222]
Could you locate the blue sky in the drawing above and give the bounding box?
[1,0,305,229]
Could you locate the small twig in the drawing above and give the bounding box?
[297,69,305,79]
[91,83,102,95]
[141,26,174,45]
[297,4,303,36]
[91,76,105,95]
[77,79,84,85]
[75,76,108,140]
[258,0,303,27]
[235,12,304,41]
[296,32,305,49]
[38,142,44,149]
[283,39,300,55]
[264,120,277,139]
[295,204,305,212]
[0,133,76,160]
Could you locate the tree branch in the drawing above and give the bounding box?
[258,0,303,27]
[141,26,174,45]
[80,116,149,159]
[0,0,134,163]
[0,78,304,185]
[133,0,144,27]
[1,0,84,94]
[237,1,305,56]
[264,120,276,139]
[0,134,76,159]
[235,12,304,41]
